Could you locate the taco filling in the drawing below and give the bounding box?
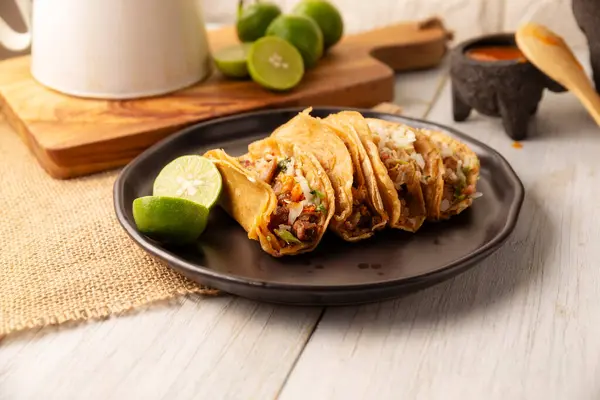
[437,143,481,212]
[239,154,328,247]
[344,182,382,236]
[368,123,426,220]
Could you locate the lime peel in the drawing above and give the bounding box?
[213,43,252,79]
[132,196,209,245]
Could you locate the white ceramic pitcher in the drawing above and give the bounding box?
[0,0,212,99]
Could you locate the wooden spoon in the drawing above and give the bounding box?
[516,22,600,126]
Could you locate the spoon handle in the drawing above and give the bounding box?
[569,76,600,126]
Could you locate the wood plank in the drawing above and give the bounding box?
[279,57,600,400]
[0,296,322,399]
[0,19,451,180]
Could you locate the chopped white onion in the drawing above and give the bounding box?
[390,127,416,149]
[370,121,416,156]
[278,224,291,231]
[410,152,426,169]
[287,203,303,225]
[440,199,450,212]
[456,160,466,184]
[463,155,478,169]
[441,144,453,158]
[470,192,483,199]
[295,171,314,205]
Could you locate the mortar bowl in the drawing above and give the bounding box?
[450,33,565,140]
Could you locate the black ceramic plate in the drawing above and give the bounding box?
[114,107,524,306]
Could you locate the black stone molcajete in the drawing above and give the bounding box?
[450,34,565,140]
[573,0,600,92]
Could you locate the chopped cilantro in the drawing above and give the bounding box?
[316,204,327,213]
[277,158,291,171]
[274,228,302,244]
[454,183,467,200]
[310,189,325,199]
[454,184,465,199]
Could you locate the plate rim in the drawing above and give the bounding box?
[114,106,525,293]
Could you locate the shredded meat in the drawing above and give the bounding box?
[442,184,454,202]
[344,205,374,231]
[267,169,324,244]
[444,156,458,171]
[352,185,368,205]
[389,163,413,187]
[238,156,277,183]
[261,160,278,184]
[268,206,289,231]
[239,159,253,169]
[443,157,460,183]
[345,182,383,232]
[277,191,290,202]
[292,214,319,241]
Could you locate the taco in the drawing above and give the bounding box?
[418,128,481,219]
[412,130,445,220]
[271,109,388,242]
[204,137,335,257]
[360,117,431,231]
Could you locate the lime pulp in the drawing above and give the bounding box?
[213,43,252,79]
[132,196,209,244]
[153,155,223,209]
[248,36,305,91]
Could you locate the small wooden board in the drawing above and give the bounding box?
[0,17,452,179]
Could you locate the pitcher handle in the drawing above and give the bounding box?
[0,0,32,51]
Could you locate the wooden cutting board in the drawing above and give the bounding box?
[0,17,453,179]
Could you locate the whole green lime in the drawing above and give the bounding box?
[293,0,344,50]
[236,1,282,43]
[266,14,324,69]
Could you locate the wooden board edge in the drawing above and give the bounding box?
[30,74,395,180]
[0,95,65,178]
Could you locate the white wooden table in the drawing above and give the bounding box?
[2,50,600,400]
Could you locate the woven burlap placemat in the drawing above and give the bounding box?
[0,103,402,337]
[0,124,217,337]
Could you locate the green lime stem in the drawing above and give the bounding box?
[237,0,244,18]
[238,0,263,18]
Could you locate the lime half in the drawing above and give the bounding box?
[153,155,222,209]
[133,196,209,244]
[248,36,305,91]
[213,43,252,79]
